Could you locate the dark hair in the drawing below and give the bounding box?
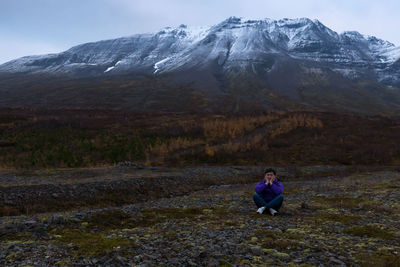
[264,168,276,175]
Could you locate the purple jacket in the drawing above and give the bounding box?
[255,178,283,202]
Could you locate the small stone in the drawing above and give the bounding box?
[244,254,253,260]
[169,258,181,265]
[329,257,346,266]
[301,202,310,209]
[206,258,219,266]
[187,260,197,266]
[24,220,37,226]
[115,255,128,264]
[133,255,142,263]
[198,251,208,258]
[69,217,81,223]
[250,247,264,256]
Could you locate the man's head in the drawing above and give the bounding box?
[264,168,276,176]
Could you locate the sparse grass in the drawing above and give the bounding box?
[311,213,361,224]
[0,206,21,217]
[282,231,306,240]
[55,229,137,258]
[255,229,307,252]
[86,209,134,230]
[0,232,33,243]
[260,238,304,252]
[255,229,279,239]
[283,188,300,195]
[385,184,400,189]
[311,195,378,209]
[357,251,400,267]
[343,226,396,240]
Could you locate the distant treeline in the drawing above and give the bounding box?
[0,108,399,169]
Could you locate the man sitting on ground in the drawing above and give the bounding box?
[253,168,284,215]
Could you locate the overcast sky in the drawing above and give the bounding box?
[0,0,399,64]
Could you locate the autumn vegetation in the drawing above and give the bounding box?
[0,108,399,169]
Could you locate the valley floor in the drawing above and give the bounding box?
[0,167,400,266]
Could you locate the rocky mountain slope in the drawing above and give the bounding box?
[1,17,400,114]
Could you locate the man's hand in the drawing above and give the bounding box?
[269,178,275,185]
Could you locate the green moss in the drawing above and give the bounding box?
[55,261,71,266]
[287,263,314,267]
[5,252,17,261]
[274,252,290,258]
[250,237,258,243]
[255,228,306,250]
[260,238,302,252]
[162,232,177,240]
[284,188,300,195]
[135,207,233,227]
[283,232,304,240]
[312,213,360,224]
[87,209,133,230]
[56,229,137,258]
[255,229,278,239]
[312,195,366,208]
[385,185,400,189]
[218,260,232,267]
[343,226,395,240]
[286,229,306,234]
[1,232,33,242]
[141,207,203,219]
[357,251,400,267]
[262,248,277,254]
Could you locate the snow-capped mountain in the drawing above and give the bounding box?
[1,17,400,114]
[1,17,399,80]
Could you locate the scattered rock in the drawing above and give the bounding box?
[301,202,310,210]
[329,257,346,266]
[250,246,264,256]
[0,168,399,266]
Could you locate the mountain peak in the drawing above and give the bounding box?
[341,31,365,39]
[277,17,313,25]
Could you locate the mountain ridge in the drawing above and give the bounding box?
[1,17,400,114]
[2,17,399,77]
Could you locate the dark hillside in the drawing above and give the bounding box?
[0,108,399,169]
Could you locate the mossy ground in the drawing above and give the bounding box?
[54,229,138,258]
[1,170,399,266]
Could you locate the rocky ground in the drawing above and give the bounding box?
[0,167,400,266]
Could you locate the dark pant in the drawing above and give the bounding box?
[253,193,284,211]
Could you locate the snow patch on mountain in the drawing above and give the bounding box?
[154,57,171,73]
[104,60,123,73]
[381,47,400,63]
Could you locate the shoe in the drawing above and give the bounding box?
[256,207,266,214]
[269,208,278,216]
